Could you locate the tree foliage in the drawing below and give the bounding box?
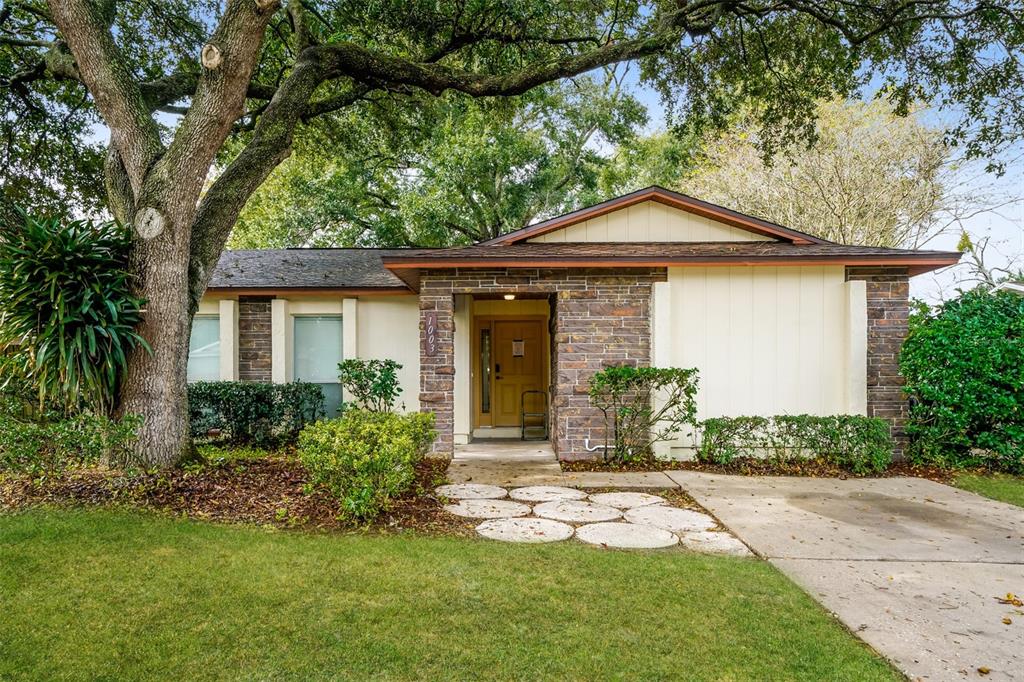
[0,212,148,413]
[901,287,1024,472]
[230,70,648,247]
[676,99,953,248]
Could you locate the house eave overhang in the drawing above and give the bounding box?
[203,286,414,296]
[382,255,960,273]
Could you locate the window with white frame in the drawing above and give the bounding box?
[187,315,220,382]
[293,315,343,415]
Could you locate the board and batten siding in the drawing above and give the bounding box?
[527,200,773,243]
[652,265,867,458]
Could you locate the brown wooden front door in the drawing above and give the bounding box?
[491,320,545,427]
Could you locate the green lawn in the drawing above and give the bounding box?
[0,509,897,681]
[954,472,1024,508]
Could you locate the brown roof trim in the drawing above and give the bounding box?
[382,255,959,276]
[204,287,413,296]
[478,186,827,246]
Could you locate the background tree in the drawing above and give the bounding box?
[2,0,1023,467]
[676,99,955,248]
[230,69,646,248]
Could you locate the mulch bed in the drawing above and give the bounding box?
[562,456,959,483]
[0,455,477,537]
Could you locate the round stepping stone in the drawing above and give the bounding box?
[533,500,622,523]
[435,483,507,500]
[444,499,530,519]
[624,505,717,533]
[588,492,666,509]
[476,518,575,543]
[576,522,678,549]
[678,531,753,557]
[509,485,588,503]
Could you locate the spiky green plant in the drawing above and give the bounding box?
[0,212,148,414]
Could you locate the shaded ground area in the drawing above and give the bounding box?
[673,471,1024,681]
[0,509,898,681]
[0,455,470,536]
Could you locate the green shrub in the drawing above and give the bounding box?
[297,409,436,520]
[697,414,893,475]
[0,412,141,475]
[187,381,324,446]
[0,212,148,413]
[901,287,1024,472]
[588,365,699,463]
[337,359,403,412]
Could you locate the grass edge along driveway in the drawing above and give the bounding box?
[0,509,898,681]
[953,472,1024,509]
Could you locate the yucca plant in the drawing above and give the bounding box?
[0,211,149,415]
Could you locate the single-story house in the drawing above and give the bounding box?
[194,186,960,459]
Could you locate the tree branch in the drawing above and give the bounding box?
[46,0,162,196]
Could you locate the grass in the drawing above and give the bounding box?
[953,472,1024,508]
[0,509,898,681]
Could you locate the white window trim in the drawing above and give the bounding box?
[271,298,357,385]
[187,313,221,383]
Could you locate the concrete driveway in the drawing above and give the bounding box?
[668,472,1024,681]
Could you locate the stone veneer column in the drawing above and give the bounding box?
[845,267,911,458]
[238,296,272,382]
[419,285,455,455]
[553,275,656,460]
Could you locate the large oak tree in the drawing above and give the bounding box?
[1,0,1023,466]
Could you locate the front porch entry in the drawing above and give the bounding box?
[466,296,551,442]
[447,440,565,487]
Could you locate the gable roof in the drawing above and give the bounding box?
[479,186,828,246]
[207,248,412,292]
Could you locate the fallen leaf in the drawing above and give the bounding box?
[1002,617,1012,625]
[978,667,991,675]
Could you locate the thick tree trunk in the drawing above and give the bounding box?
[116,193,196,468]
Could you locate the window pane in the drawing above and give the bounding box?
[293,316,343,382]
[294,316,344,417]
[188,316,220,382]
[480,328,491,414]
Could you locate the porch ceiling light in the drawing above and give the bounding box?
[503,294,516,300]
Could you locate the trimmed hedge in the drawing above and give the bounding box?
[298,409,436,520]
[697,414,893,475]
[188,381,325,446]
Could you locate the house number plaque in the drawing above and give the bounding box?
[424,311,438,356]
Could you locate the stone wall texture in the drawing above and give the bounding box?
[846,266,911,458]
[238,296,272,382]
[419,268,666,459]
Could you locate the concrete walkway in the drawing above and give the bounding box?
[447,441,565,487]
[445,442,677,489]
[668,471,1024,681]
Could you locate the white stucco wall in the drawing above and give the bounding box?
[528,200,772,243]
[652,265,867,458]
[355,295,421,412]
